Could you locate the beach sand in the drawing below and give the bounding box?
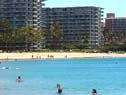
[0,52,126,60]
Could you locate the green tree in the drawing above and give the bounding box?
[122,33,126,44]
[41,28,51,49]
[41,28,50,37]
[101,29,126,51]
[44,22,63,49]
[102,29,113,45]
[51,22,63,39]
[0,21,13,51]
[14,26,42,51]
[83,33,89,48]
[63,42,77,49]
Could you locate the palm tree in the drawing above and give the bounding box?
[50,22,63,49]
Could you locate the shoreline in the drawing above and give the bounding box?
[0,52,126,61]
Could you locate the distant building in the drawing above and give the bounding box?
[105,14,126,44]
[107,13,115,18]
[0,0,46,51]
[41,6,103,48]
[106,15,126,34]
[0,0,46,30]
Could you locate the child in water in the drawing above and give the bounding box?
[57,83,62,93]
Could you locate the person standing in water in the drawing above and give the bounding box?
[57,83,62,93]
[92,89,97,95]
[16,76,24,83]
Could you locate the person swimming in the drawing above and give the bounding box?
[92,89,97,95]
[2,66,10,69]
[16,76,24,83]
[57,83,62,94]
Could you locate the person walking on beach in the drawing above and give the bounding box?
[92,89,97,95]
[32,54,34,59]
[57,83,62,94]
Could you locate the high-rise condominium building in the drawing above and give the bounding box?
[105,14,126,44]
[106,17,126,34]
[0,0,46,30]
[41,6,103,47]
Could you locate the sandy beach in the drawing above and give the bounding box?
[0,52,126,60]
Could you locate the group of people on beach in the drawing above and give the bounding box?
[16,76,97,95]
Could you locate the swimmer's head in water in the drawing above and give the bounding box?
[18,76,21,79]
[92,89,97,93]
[57,83,60,88]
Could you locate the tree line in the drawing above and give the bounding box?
[100,29,126,52]
[0,21,42,51]
[1,21,126,52]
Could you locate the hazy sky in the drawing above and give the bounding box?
[44,0,126,18]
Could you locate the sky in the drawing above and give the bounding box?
[44,0,126,18]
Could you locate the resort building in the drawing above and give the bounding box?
[41,6,103,48]
[0,0,46,30]
[0,0,46,51]
[105,13,126,44]
[106,14,126,34]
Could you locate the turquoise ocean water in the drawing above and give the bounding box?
[0,58,126,95]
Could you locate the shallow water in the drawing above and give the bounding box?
[0,58,126,95]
